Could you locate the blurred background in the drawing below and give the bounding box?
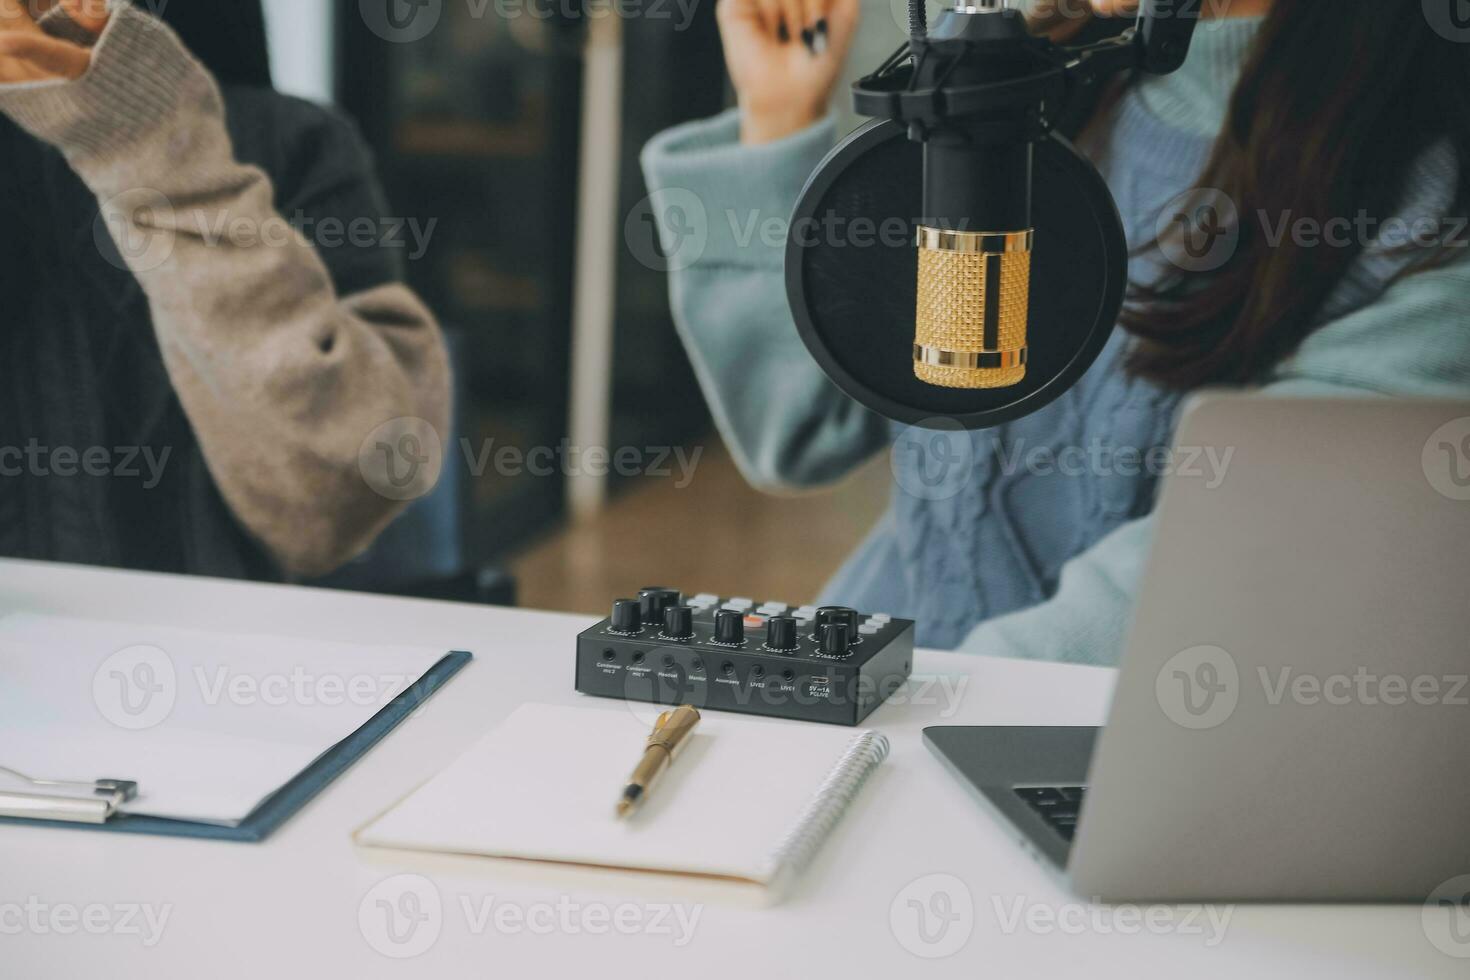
[261,0,896,614]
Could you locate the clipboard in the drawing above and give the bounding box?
[0,650,471,842]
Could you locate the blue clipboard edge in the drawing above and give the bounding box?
[0,650,473,843]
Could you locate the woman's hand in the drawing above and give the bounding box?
[718,0,860,145]
[1023,0,1151,42]
[0,0,109,83]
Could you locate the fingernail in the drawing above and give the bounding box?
[811,22,829,55]
[800,27,815,52]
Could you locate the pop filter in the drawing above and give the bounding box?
[785,0,1201,429]
[787,120,1125,428]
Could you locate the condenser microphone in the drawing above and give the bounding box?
[911,1,1037,389]
[785,0,1200,427]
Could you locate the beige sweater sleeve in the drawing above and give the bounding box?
[0,3,452,578]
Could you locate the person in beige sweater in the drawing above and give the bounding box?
[0,0,450,580]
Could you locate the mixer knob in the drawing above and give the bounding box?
[663,605,694,639]
[610,598,641,633]
[765,616,799,651]
[815,606,859,633]
[714,609,745,645]
[638,587,681,627]
[820,622,852,657]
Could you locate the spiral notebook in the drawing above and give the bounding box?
[355,703,889,893]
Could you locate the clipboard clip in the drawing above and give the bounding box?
[0,765,139,824]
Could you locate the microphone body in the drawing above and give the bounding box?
[915,151,1033,388]
[912,6,1036,389]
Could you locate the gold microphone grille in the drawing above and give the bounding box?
[914,227,1032,389]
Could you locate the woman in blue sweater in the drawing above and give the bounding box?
[642,0,1470,660]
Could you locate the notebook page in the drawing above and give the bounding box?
[356,703,866,884]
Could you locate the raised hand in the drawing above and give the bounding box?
[717,0,860,145]
[0,0,110,83]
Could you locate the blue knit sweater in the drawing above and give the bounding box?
[641,18,1470,661]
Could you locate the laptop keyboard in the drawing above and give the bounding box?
[1015,786,1088,841]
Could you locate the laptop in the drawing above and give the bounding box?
[925,394,1470,902]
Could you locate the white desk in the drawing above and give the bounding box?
[0,560,1454,979]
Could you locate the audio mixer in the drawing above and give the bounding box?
[575,588,915,725]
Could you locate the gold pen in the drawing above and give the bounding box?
[616,705,701,818]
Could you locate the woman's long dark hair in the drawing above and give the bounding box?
[152,0,273,88]
[1123,4,1470,389]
